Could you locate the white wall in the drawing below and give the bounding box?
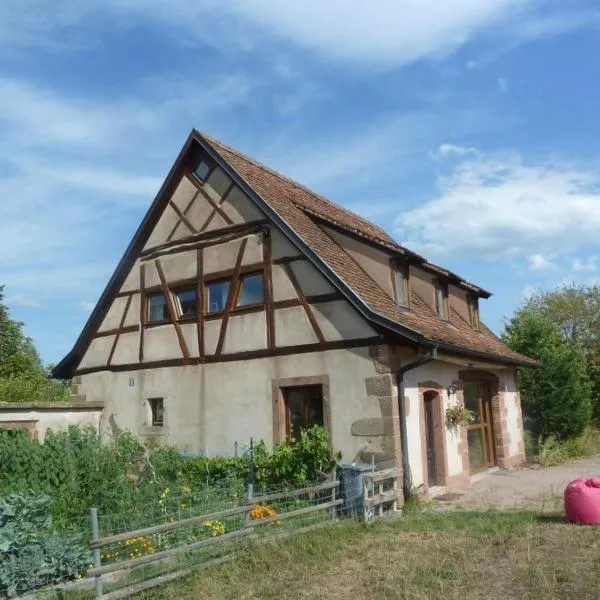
[81,346,382,460]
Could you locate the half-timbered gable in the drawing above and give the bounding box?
[55,130,534,490]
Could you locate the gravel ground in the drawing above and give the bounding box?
[438,456,600,510]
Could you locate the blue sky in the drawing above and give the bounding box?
[1,0,600,365]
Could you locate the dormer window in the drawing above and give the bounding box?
[468,295,480,329]
[193,158,213,183]
[394,266,409,306]
[434,282,449,320]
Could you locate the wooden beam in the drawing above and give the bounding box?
[166,191,199,242]
[155,259,190,359]
[169,200,197,235]
[196,248,204,358]
[107,295,132,366]
[139,221,267,261]
[283,263,325,343]
[75,337,383,375]
[273,293,341,310]
[199,181,236,233]
[138,264,145,363]
[262,230,274,350]
[215,239,248,356]
[192,182,234,225]
[94,325,139,338]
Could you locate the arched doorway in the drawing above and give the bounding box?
[460,371,499,473]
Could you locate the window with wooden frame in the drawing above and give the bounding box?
[236,272,264,307]
[434,282,449,320]
[147,397,164,427]
[205,270,265,315]
[283,385,324,439]
[393,263,410,306]
[173,287,197,320]
[467,295,480,329]
[147,292,168,322]
[193,157,214,183]
[206,279,231,313]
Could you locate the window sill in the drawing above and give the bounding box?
[140,425,167,435]
[145,320,171,328]
[204,304,265,320]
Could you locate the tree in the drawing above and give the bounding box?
[526,284,600,419]
[503,307,591,440]
[0,286,69,402]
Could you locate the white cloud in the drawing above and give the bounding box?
[573,257,597,272]
[1,1,596,68]
[497,77,510,93]
[528,254,557,271]
[397,148,600,263]
[436,143,480,158]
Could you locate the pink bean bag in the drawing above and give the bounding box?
[564,478,600,524]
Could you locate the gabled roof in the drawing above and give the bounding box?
[53,130,535,378]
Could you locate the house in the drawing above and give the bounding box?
[53,129,536,496]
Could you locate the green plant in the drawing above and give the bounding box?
[445,405,474,428]
[0,491,91,597]
[254,426,341,486]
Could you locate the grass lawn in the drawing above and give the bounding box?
[142,510,600,600]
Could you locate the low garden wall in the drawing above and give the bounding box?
[0,401,104,439]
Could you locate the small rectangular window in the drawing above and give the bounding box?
[394,268,408,306]
[468,296,480,329]
[148,293,168,322]
[174,287,197,318]
[206,279,231,313]
[283,385,324,439]
[237,272,264,307]
[148,398,164,427]
[435,284,448,320]
[194,159,212,182]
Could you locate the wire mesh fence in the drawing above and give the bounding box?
[7,457,401,600]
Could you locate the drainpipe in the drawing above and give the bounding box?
[395,346,438,500]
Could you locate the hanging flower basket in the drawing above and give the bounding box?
[445,405,475,429]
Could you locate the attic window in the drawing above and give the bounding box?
[468,296,480,329]
[193,158,212,183]
[434,283,449,320]
[394,266,409,306]
[148,292,168,322]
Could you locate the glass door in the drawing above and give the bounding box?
[464,382,496,473]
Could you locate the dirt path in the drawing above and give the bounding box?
[440,456,600,510]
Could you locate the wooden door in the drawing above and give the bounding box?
[424,392,438,486]
[464,382,496,473]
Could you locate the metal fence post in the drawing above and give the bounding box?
[330,470,337,521]
[245,438,254,525]
[90,507,103,597]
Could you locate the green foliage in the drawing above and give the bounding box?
[503,307,592,440]
[254,426,341,486]
[0,425,340,528]
[525,283,600,420]
[535,427,600,466]
[0,285,70,402]
[0,491,90,597]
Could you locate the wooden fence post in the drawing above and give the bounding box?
[90,507,103,597]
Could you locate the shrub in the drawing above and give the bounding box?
[504,308,592,440]
[536,428,600,466]
[0,491,90,597]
